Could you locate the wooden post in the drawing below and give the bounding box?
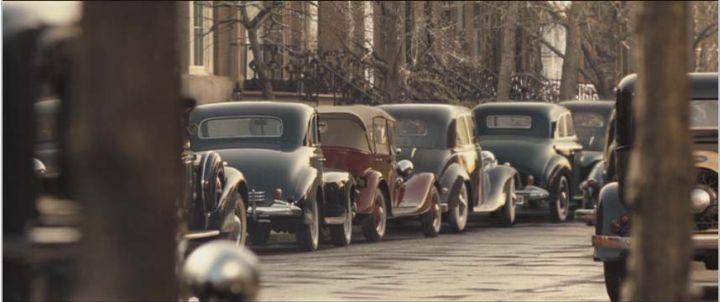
[70,2,180,300]
[624,2,692,301]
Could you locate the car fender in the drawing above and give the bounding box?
[293,166,319,204]
[438,163,470,206]
[594,182,629,261]
[208,166,246,231]
[322,170,354,217]
[542,155,572,188]
[483,165,518,211]
[402,172,436,214]
[355,170,383,215]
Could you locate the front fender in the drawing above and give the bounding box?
[594,182,629,261]
[542,155,571,188]
[484,165,518,211]
[207,166,246,230]
[438,163,470,206]
[402,172,436,214]
[322,170,354,218]
[293,167,319,202]
[356,170,383,214]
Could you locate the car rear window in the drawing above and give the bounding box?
[486,115,532,129]
[199,116,283,139]
[319,118,371,152]
[690,100,718,129]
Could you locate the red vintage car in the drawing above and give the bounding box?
[318,106,442,241]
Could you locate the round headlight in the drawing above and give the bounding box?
[690,188,712,214]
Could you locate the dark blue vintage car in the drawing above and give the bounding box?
[472,102,581,222]
[381,104,523,229]
[188,102,355,251]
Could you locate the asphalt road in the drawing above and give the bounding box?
[251,212,716,301]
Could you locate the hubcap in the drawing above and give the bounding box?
[432,202,441,232]
[508,179,516,220]
[455,186,468,228]
[557,178,569,215]
[306,201,319,245]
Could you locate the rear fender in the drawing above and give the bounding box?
[322,171,354,217]
[484,165,517,211]
[402,172,436,214]
[355,170,382,215]
[208,166,245,231]
[594,182,629,261]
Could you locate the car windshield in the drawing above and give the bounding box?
[319,118,371,152]
[198,116,283,139]
[690,100,718,129]
[394,119,444,148]
[572,112,607,151]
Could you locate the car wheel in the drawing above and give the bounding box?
[420,187,442,237]
[603,259,626,302]
[362,189,387,242]
[448,183,469,233]
[498,178,516,227]
[330,187,353,247]
[248,222,271,246]
[296,198,320,252]
[550,174,570,222]
[229,192,248,246]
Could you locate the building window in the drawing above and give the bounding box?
[189,1,213,75]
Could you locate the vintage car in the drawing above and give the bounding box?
[380,104,522,229]
[559,101,615,209]
[592,73,719,302]
[472,102,582,222]
[318,105,442,240]
[188,102,355,251]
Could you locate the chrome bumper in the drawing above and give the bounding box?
[515,185,550,204]
[592,229,719,250]
[248,199,303,221]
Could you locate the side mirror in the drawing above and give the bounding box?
[396,159,414,177]
[395,147,402,154]
[181,240,260,302]
[33,158,47,177]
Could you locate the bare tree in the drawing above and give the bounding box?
[496,2,517,102]
[558,2,583,100]
[623,2,693,301]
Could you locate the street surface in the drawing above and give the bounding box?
[253,213,716,301]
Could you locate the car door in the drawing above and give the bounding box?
[370,117,397,204]
[455,115,480,205]
[308,113,324,189]
[553,113,583,193]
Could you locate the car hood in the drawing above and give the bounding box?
[478,136,553,183]
[213,148,315,202]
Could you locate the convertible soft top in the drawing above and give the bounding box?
[318,105,395,130]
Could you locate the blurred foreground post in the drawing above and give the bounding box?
[624,2,692,301]
[70,2,180,300]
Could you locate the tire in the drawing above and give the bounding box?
[248,222,270,246]
[329,187,353,247]
[549,174,570,222]
[362,189,387,242]
[603,259,626,302]
[498,178,516,227]
[448,183,469,233]
[420,187,442,237]
[228,192,248,246]
[295,198,320,252]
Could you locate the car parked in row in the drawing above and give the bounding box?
[559,100,615,209]
[592,73,719,302]
[318,105,443,240]
[472,102,582,222]
[188,102,355,251]
[380,104,523,228]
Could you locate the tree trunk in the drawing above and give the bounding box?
[623,2,693,301]
[71,2,180,300]
[405,1,414,67]
[247,27,274,100]
[380,1,404,102]
[496,2,517,102]
[559,3,582,101]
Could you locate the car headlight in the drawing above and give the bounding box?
[690,187,713,214]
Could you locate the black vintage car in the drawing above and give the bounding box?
[592,73,719,302]
[472,102,583,222]
[188,102,355,251]
[559,101,615,209]
[380,104,522,229]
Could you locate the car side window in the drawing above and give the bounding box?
[556,116,567,138]
[565,113,576,137]
[307,115,318,146]
[456,117,470,147]
[464,115,475,144]
[373,117,390,155]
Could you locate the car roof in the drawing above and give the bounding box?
[318,105,395,129]
[190,101,315,122]
[472,102,569,120]
[379,104,471,121]
[617,72,718,100]
[558,100,615,115]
